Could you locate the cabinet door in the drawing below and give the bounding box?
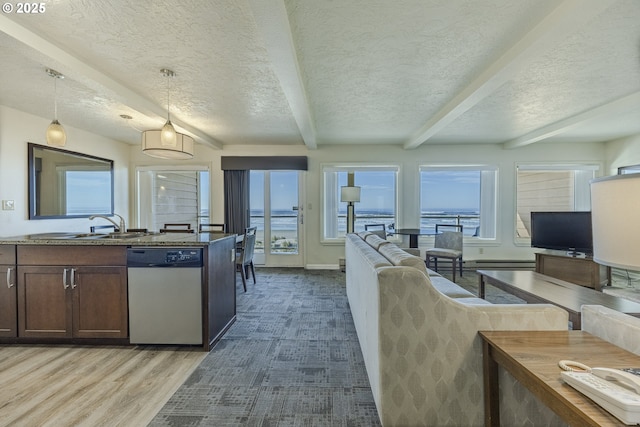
[0,265,17,337]
[72,266,127,338]
[17,266,72,338]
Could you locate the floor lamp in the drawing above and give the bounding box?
[591,174,640,287]
[341,186,361,234]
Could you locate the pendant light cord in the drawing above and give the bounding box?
[53,75,58,120]
[166,72,171,122]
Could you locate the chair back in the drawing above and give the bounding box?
[434,231,463,252]
[160,223,195,233]
[240,227,257,265]
[199,223,227,233]
[364,223,387,239]
[435,224,463,233]
[127,228,148,233]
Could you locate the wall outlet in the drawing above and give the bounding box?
[478,247,484,254]
[2,200,14,210]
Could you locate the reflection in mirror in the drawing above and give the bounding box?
[28,143,114,219]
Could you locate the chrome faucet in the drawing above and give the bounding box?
[89,213,126,233]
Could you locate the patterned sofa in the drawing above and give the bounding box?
[345,232,570,426]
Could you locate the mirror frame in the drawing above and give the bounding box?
[28,142,115,219]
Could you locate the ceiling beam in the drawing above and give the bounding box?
[247,0,317,149]
[403,0,619,150]
[0,14,223,149]
[503,91,640,149]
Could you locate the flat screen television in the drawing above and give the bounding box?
[530,211,592,255]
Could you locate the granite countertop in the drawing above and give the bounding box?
[0,231,236,246]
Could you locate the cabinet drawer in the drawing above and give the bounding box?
[0,245,16,264]
[18,245,126,266]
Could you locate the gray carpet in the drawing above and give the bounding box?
[149,268,520,426]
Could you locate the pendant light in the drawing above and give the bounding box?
[45,68,66,147]
[141,68,194,159]
[160,68,177,147]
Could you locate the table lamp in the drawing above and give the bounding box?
[590,174,640,286]
[341,186,361,234]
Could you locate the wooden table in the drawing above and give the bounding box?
[479,330,640,426]
[477,270,640,329]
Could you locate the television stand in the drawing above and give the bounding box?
[535,250,611,291]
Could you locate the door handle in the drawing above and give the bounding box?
[63,268,69,289]
[6,267,13,288]
[70,268,76,289]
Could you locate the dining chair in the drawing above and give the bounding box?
[364,223,387,239]
[126,228,148,233]
[425,230,463,282]
[236,227,257,292]
[198,223,227,233]
[160,223,195,233]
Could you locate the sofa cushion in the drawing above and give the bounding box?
[356,231,371,240]
[364,233,391,250]
[378,243,428,274]
[350,235,392,268]
[429,276,475,298]
[452,297,493,305]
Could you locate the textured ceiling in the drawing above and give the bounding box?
[0,0,638,150]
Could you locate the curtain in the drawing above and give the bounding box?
[224,170,250,235]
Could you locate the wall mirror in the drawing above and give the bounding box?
[28,143,114,219]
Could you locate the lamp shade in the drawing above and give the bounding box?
[590,174,640,270]
[340,186,361,203]
[46,120,66,147]
[142,130,194,160]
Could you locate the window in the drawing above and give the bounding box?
[420,166,497,239]
[135,167,209,231]
[515,163,598,242]
[323,165,398,240]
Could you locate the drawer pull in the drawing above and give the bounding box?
[6,267,13,288]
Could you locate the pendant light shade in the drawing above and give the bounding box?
[142,130,194,159]
[46,119,66,147]
[45,68,66,147]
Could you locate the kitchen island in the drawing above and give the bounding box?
[0,231,237,351]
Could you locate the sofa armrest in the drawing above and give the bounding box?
[582,305,640,355]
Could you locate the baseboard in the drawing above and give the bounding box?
[306,264,341,270]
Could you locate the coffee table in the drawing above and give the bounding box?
[477,270,640,330]
[480,330,639,426]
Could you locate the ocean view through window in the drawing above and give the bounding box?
[323,166,398,239]
[420,166,497,239]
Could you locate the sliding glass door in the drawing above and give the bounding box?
[250,170,304,267]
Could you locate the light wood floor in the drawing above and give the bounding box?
[0,344,206,427]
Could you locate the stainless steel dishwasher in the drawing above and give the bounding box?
[127,247,203,345]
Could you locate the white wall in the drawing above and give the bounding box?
[0,105,130,237]
[605,134,640,174]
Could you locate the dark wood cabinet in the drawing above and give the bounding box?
[0,245,17,337]
[17,246,127,339]
[535,250,610,291]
